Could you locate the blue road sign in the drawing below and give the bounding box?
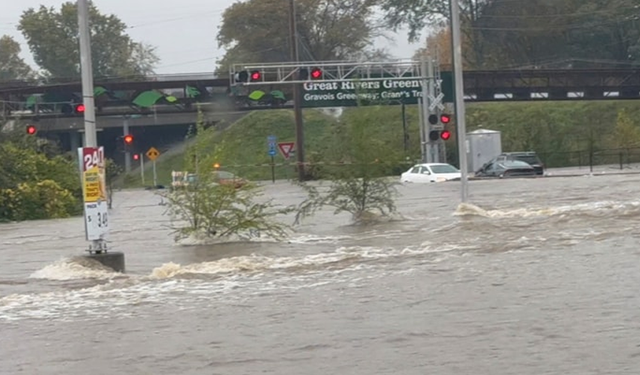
[268,135,277,156]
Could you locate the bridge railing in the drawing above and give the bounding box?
[0,72,220,87]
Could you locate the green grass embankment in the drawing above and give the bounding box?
[119,100,640,187]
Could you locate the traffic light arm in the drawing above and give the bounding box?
[230,60,420,85]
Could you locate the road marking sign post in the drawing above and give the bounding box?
[139,153,145,185]
[146,147,160,186]
[268,136,277,183]
[267,135,277,156]
[146,147,159,161]
[278,142,295,160]
[78,146,109,244]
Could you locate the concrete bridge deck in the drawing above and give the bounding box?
[19,109,249,132]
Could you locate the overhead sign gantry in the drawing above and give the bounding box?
[229,59,453,165]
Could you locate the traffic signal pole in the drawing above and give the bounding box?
[288,0,306,182]
[427,56,439,163]
[123,116,131,173]
[420,56,430,163]
[420,55,439,163]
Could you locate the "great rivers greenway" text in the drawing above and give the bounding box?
[302,79,426,103]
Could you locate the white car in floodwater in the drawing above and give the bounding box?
[400,163,461,183]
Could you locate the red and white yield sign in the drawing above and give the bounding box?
[277,142,295,159]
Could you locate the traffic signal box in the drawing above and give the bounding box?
[234,67,324,83]
[428,112,452,140]
[123,134,134,153]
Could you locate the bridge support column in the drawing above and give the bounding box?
[70,131,81,153]
[123,117,131,173]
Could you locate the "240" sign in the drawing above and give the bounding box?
[82,147,104,171]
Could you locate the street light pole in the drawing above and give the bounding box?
[450,0,469,203]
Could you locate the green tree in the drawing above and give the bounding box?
[18,2,159,80]
[384,0,640,69]
[215,0,384,74]
[612,109,640,150]
[0,35,34,81]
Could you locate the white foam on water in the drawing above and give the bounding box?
[29,257,125,281]
[455,200,640,219]
[149,242,473,280]
[287,233,352,244]
[0,242,472,322]
[0,264,379,322]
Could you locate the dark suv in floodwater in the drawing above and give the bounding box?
[498,152,545,175]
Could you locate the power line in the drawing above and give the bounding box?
[156,57,217,69]
[128,8,225,29]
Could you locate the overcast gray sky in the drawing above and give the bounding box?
[0,0,420,75]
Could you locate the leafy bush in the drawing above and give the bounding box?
[161,181,293,241]
[0,127,82,221]
[161,110,295,242]
[295,107,401,224]
[0,180,79,221]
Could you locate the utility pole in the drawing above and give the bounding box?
[77,0,124,272]
[450,0,469,202]
[288,0,305,181]
[418,94,425,163]
[78,0,97,148]
[401,101,408,153]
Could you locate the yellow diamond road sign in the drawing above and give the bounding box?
[146,147,160,161]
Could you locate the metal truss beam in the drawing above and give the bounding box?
[230,60,429,86]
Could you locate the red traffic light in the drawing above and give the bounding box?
[310,68,322,79]
[440,114,451,124]
[75,104,85,113]
[123,134,134,144]
[133,153,140,160]
[250,71,261,81]
[441,130,451,140]
[26,125,37,135]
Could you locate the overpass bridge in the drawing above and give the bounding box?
[2,67,640,157]
[2,68,640,115]
[24,105,249,133]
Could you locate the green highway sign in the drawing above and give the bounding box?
[300,71,454,108]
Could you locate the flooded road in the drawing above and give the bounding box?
[2,175,640,374]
